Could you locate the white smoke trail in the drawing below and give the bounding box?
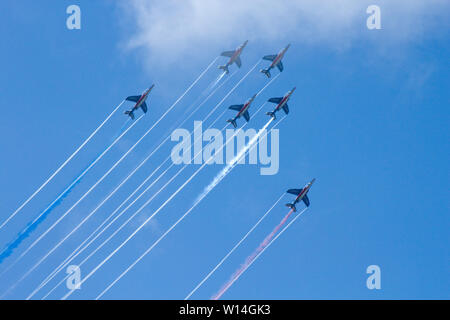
[213,207,308,300]
[209,71,227,89]
[185,192,285,300]
[197,118,273,203]
[0,101,124,231]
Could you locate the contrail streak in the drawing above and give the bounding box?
[212,207,308,300]
[0,101,124,232]
[0,113,140,266]
[4,57,217,294]
[185,192,285,300]
[29,67,240,299]
[95,111,280,300]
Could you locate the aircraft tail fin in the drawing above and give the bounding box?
[266,111,276,120]
[227,119,237,128]
[285,203,297,212]
[260,68,271,78]
[124,110,135,120]
[219,65,229,74]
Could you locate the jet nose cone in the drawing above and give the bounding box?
[310,178,316,184]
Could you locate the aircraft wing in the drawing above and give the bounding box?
[263,54,277,61]
[140,101,148,113]
[302,194,310,207]
[221,50,235,57]
[277,61,284,72]
[268,97,282,104]
[235,56,242,68]
[287,188,302,195]
[243,110,250,122]
[126,95,140,102]
[229,104,244,111]
[282,104,289,114]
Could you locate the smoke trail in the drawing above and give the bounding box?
[197,118,273,203]
[94,112,280,300]
[212,207,309,300]
[0,161,92,264]
[0,101,124,232]
[185,192,285,300]
[0,114,140,265]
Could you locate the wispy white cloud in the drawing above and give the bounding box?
[118,0,448,66]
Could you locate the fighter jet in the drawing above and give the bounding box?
[266,87,296,119]
[124,84,155,120]
[219,40,248,74]
[260,44,290,78]
[285,178,315,212]
[226,93,257,128]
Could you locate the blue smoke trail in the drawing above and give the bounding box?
[0,154,100,264]
[0,121,131,264]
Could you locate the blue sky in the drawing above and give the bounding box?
[0,0,448,299]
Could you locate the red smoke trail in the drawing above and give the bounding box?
[213,208,294,300]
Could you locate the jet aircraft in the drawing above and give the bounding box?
[226,93,256,128]
[266,87,296,119]
[285,178,315,211]
[260,44,290,78]
[124,84,155,120]
[219,40,248,74]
